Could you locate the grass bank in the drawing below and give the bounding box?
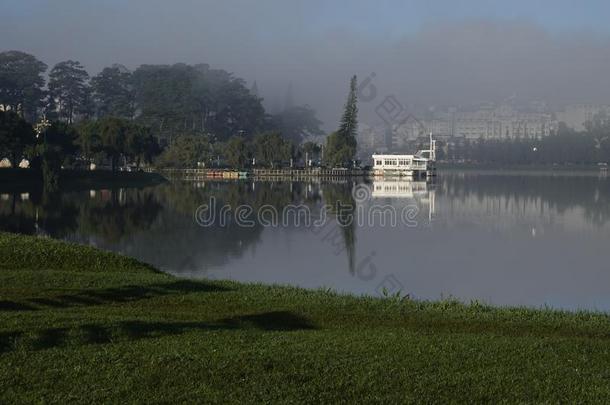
[0,168,166,192]
[1,232,610,403]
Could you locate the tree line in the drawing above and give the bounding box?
[0,50,360,173]
[156,132,324,169]
[156,75,359,169]
[0,110,161,186]
[0,51,270,139]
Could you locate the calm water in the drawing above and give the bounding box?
[2,170,610,311]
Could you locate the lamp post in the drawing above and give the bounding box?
[34,114,51,145]
[34,115,55,188]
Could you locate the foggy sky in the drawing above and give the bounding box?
[3,0,610,129]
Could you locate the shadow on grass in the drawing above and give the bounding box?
[0,311,316,353]
[33,328,69,351]
[221,311,316,331]
[0,280,231,313]
[0,332,22,353]
[0,300,37,311]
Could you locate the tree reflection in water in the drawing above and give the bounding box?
[2,172,610,279]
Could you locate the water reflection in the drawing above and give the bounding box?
[2,171,610,310]
[371,179,436,224]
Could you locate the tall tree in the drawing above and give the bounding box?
[325,75,358,167]
[124,122,159,168]
[91,65,134,119]
[206,74,266,140]
[132,63,267,142]
[48,60,90,124]
[338,75,358,141]
[0,110,35,167]
[34,122,79,188]
[132,63,202,138]
[97,116,128,172]
[76,120,103,165]
[0,51,47,122]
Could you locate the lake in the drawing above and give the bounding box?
[2,170,610,311]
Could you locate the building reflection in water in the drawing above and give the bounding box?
[371,179,436,225]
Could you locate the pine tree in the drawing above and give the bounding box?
[48,60,90,124]
[338,75,358,140]
[325,75,358,167]
[250,81,259,98]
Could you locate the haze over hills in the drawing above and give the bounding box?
[3,1,610,130]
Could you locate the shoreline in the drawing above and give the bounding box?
[0,168,166,192]
[2,231,610,402]
[1,165,606,192]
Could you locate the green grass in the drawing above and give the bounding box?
[2,232,610,403]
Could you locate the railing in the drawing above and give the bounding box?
[157,167,368,179]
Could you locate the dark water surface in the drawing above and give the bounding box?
[2,170,610,311]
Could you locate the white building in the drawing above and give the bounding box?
[372,135,436,177]
[390,103,556,144]
[557,104,610,132]
[372,154,429,177]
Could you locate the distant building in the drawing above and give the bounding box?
[557,104,610,132]
[391,115,426,148]
[389,103,556,145]
[356,123,379,150]
[360,101,610,155]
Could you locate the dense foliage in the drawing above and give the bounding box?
[48,60,92,124]
[155,135,216,169]
[0,51,47,122]
[90,65,135,119]
[77,117,160,172]
[131,63,267,141]
[0,111,35,167]
[157,131,302,169]
[271,105,324,143]
[0,50,331,169]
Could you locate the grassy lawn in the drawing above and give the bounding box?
[1,232,610,403]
